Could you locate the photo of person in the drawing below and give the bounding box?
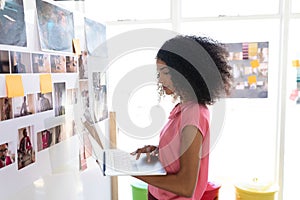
[92,72,108,122]
[13,94,36,118]
[66,55,78,73]
[0,0,27,46]
[78,51,88,79]
[0,50,10,73]
[54,124,66,144]
[32,53,51,73]
[10,51,31,73]
[36,0,74,52]
[37,128,54,152]
[0,97,12,121]
[0,142,15,169]
[36,92,53,112]
[53,82,66,116]
[50,54,66,73]
[84,17,107,57]
[67,88,78,105]
[17,126,35,170]
[66,119,76,138]
[79,80,92,123]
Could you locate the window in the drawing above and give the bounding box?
[292,0,300,13]
[84,0,171,21]
[181,0,280,18]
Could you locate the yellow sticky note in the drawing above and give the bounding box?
[5,75,24,98]
[292,60,300,67]
[250,60,260,68]
[248,43,258,57]
[248,75,257,85]
[40,74,52,94]
[72,39,81,56]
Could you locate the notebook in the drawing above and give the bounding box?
[84,124,166,176]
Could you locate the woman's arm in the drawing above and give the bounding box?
[134,125,202,198]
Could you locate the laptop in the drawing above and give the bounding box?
[82,122,166,176]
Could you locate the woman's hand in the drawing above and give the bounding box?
[130,145,158,162]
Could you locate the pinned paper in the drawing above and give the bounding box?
[289,89,299,101]
[40,74,52,94]
[292,60,300,67]
[5,75,24,98]
[248,43,258,57]
[248,75,257,85]
[72,39,81,56]
[250,60,260,68]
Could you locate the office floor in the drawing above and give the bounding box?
[6,160,110,200]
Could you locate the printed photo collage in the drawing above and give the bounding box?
[225,42,269,98]
[0,49,85,171]
[0,0,108,172]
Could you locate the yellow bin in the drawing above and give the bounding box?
[235,179,278,200]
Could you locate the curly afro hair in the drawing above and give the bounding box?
[156,35,233,105]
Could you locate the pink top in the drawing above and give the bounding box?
[149,101,210,200]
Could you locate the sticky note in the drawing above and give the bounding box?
[250,60,260,68]
[292,60,300,67]
[5,75,24,98]
[40,74,52,94]
[248,43,258,57]
[248,75,257,85]
[289,89,299,101]
[72,39,81,56]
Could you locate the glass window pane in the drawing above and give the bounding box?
[292,0,300,13]
[182,0,279,17]
[106,23,172,39]
[85,0,170,21]
[181,19,280,199]
[283,19,300,199]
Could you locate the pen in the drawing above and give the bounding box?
[103,151,106,176]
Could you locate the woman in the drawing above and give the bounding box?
[131,35,232,199]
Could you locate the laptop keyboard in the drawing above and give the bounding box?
[106,150,135,172]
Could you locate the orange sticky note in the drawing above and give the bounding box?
[292,60,300,67]
[5,75,24,98]
[250,60,260,68]
[40,74,52,94]
[248,75,257,85]
[72,39,81,56]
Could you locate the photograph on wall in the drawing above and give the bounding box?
[36,92,53,112]
[12,94,36,118]
[37,128,55,152]
[79,80,91,122]
[50,54,66,73]
[0,0,27,46]
[17,126,35,170]
[53,124,67,144]
[66,55,78,73]
[36,0,75,52]
[0,141,15,169]
[84,17,107,57]
[10,51,31,73]
[66,119,76,138]
[0,97,12,121]
[53,82,66,116]
[225,42,269,98]
[78,50,88,79]
[67,88,78,105]
[92,72,108,122]
[0,50,10,73]
[32,53,51,73]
